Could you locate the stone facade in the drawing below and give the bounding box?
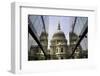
[50,23,68,59]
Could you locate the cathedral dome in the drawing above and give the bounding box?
[52,23,66,40]
[53,30,66,39]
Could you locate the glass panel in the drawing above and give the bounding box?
[28,15,88,60]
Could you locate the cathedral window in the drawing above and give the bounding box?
[61,57,63,59]
[57,40,60,44]
[61,48,63,52]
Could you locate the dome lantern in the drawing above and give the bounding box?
[58,22,61,30]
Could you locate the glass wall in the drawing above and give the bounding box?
[70,17,88,58]
[28,15,49,60]
[28,15,88,60]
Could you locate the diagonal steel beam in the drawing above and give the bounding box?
[72,17,77,33]
[79,20,88,38]
[41,16,48,44]
[68,26,88,58]
[41,16,46,33]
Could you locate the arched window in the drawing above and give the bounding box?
[61,48,63,52]
[61,57,63,59]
